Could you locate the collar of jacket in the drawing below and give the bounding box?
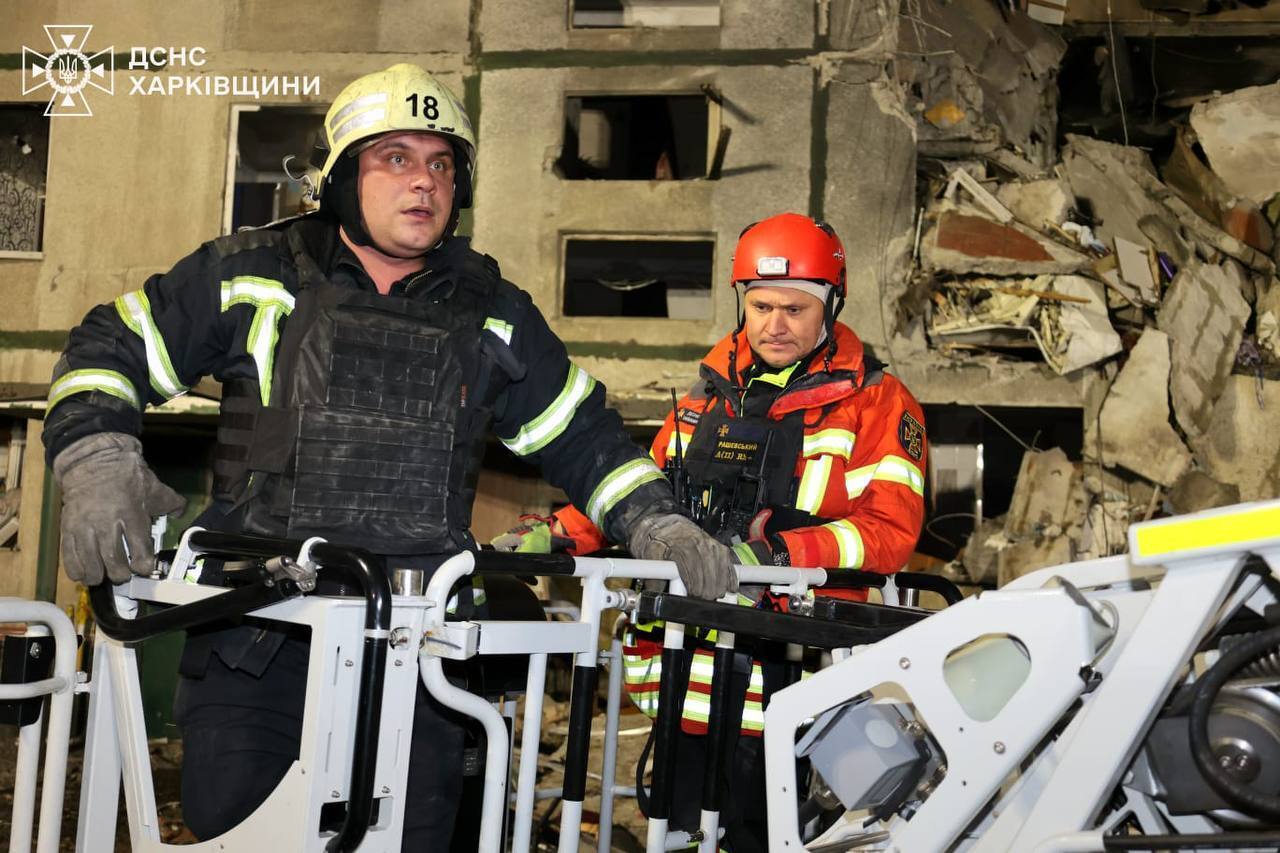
[699,322,867,419]
[284,215,473,299]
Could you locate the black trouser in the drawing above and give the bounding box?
[666,729,770,853]
[174,627,467,850]
[649,647,794,853]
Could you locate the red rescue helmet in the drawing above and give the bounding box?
[730,213,847,297]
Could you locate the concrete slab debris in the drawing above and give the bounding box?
[995,178,1071,230]
[1062,134,1190,263]
[1258,278,1280,361]
[997,535,1071,588]
[945,170,1014,224]
[1190,81,1280,205]
[1037,276,1122,375]
[923,211,1092,275]
[1097,328,1192,487]
[1191,376,1280,503]
[1156,259,1250,441]
[1005,447,1080,539]
[1076,500,1132,562]
[959,515,1008,587]
[898,1,1065,168]
[1113,237,1159,305]
[1063,134,1274,274]
[1168,469,1241,515]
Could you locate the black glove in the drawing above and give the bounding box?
[52,433,187,585]
[628,513,737,600]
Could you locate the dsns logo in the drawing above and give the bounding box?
[22,25,114,117]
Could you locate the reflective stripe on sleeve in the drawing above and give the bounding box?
[802,428,855,460]
[796,454,834,514]
[114,290,187,400]
[822,518,865,568]
[845,455,925,498]
[47,369,140,411]
[664,426,695,458]
[501,363,596,456]
[483,317,514,344]
[585,457,666,526]
[220,276,296,406]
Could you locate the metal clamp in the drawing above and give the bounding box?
[265,555,318,594]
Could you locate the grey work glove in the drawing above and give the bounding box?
[52,433,187,586]
[628,513,737,601]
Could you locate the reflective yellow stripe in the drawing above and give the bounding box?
[501,363,596,456]
[114,290,187,400]
[220,276,295,406]
[665,426,695,458]
[482,316,513,344]
[845,455,925,498]
[47,369,140,411]
[823,518,865,568]
[796,455,833,514]
[845,463,875,498]
[585,458,666,526]
[1133,503,1280,560]
[803,428,856,460]
[870,455,925,496]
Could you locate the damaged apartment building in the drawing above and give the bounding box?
[1,0,1279,606]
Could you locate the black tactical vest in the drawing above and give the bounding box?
[676,353,884,544]
[210,221,504,555]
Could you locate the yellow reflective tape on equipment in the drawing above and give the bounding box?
[1132,504,1280,560]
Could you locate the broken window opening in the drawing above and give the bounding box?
[562,237,714,319]
[559,95,711,180]
[0,421,26,549]
[571,0,720,29]
[0,105,50,256]
[226,105,324,233]
[919,404,1083,567]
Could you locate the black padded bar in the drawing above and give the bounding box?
[637,592,904,649]
[810,597,929,631]
[647,646,690,821]
[562,664,600,803]
[701,645,736,811]
[471,550,578,576]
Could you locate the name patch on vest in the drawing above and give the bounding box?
[712,420,768,465]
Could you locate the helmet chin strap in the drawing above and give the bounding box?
[822,288,842,373]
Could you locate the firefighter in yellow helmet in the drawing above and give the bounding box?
[44,64,734,849]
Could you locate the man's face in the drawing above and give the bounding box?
[742,286,826,368]
[356,132,456,258]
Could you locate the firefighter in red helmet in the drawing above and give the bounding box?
[498,213,928,849]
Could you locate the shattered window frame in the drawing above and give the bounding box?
[0,420,26,551]
[569,0,721,29]
[0,104,51,259]
[558,92,722,181]
[222,103,325,235]
[559,233,716,320]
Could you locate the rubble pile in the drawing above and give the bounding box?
[903,11,1280,587]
